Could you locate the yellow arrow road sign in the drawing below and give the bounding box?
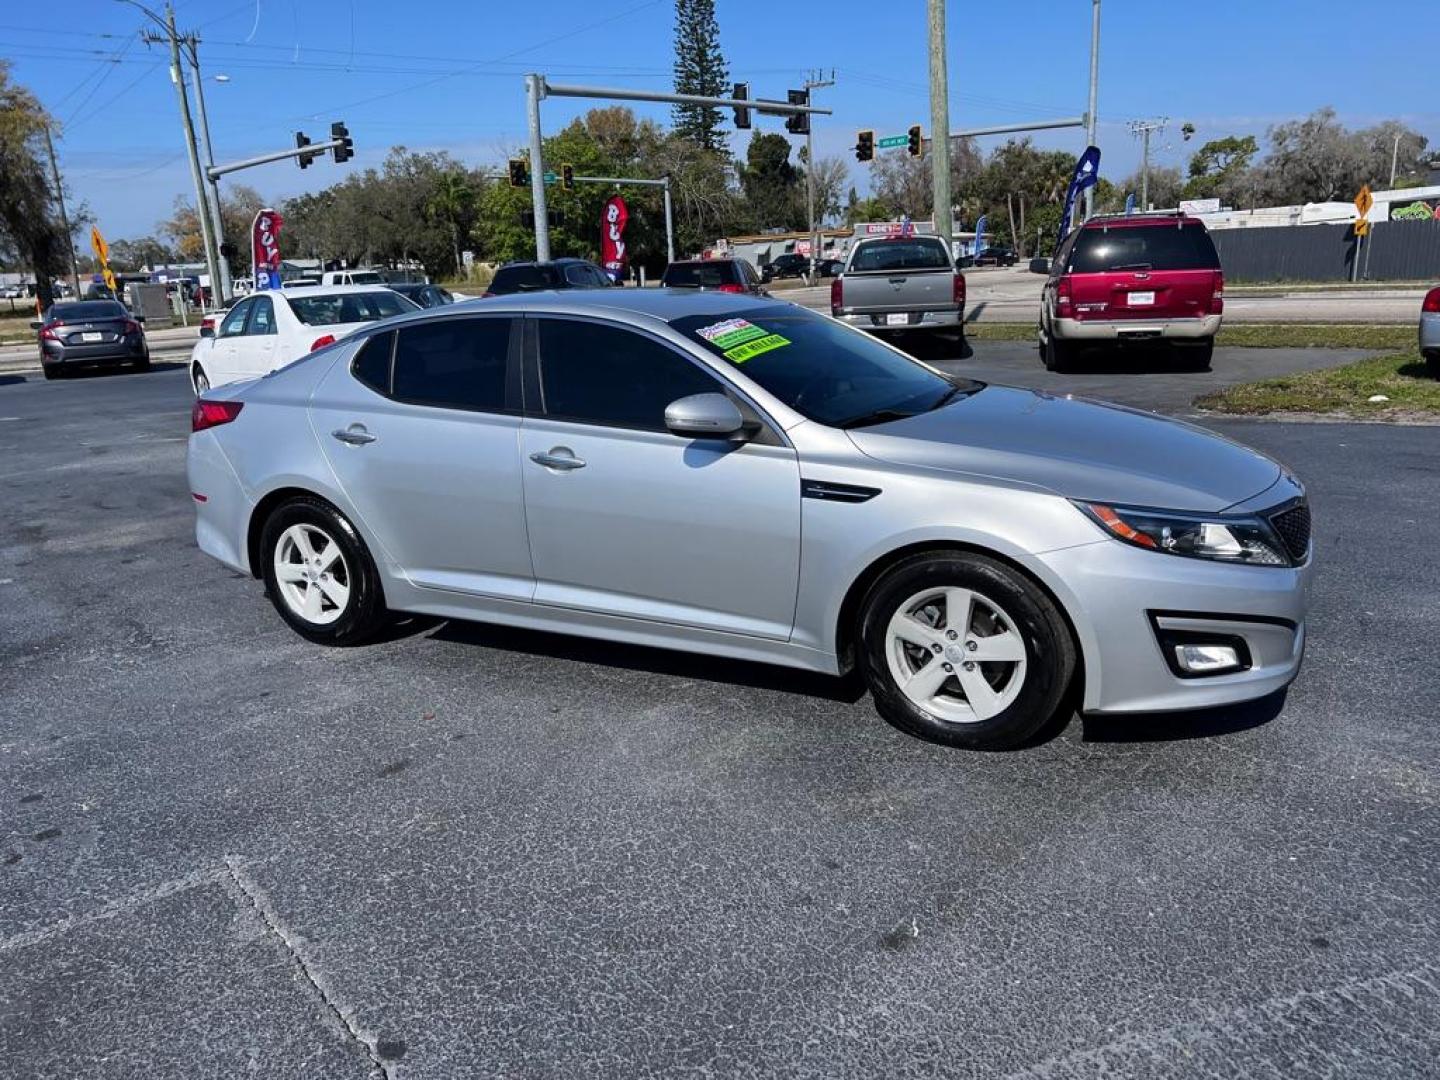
[1354,218,1371,237]
[1354,184,1373,218]
[90,225,109,265]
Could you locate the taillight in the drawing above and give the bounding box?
[310,334,337,351]
[716,283,745,294]
[1056,277,1073,313]
[953,272,966,307]
[191,400,243,432]
[39,325,60,341]
[1424,287,1440,314]
[830,275,843,314]
[122,319,141,335]
[1211,270,1225,315]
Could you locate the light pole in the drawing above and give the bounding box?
[1083,0,1101,221]
[122,0,221,310]
[184,47,232,302]
[927,0,953,255]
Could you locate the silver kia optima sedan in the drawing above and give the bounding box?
[188,290,1311,750]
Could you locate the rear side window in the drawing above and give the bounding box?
[392,318,512,412]
[1069,224,1220,273]
[536,318,719,430]
[662,262,739,288]
[849,239,950,272]
[490,265,560,294]
[352,331,394,395]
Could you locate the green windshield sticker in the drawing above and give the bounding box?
[723,333,791,364]
[694,317,769,351]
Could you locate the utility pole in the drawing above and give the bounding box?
[1128,118,1167,209]
[1389,131,1401,188]
[42,124,82,298]
[927,0,952,254]
[183,37,231,302]
[525,74,550,261]
[1082,0,1101,221]
[803,71,834,282]
[133,1,220,310]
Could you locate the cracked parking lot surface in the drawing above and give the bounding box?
[1,358,1438,1077]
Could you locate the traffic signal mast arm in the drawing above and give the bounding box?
[209,130,353,179]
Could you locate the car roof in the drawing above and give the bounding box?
[366,287,793,330]
[270,284,402,299]
[668,258,741,265]
[1081,213,1206,230]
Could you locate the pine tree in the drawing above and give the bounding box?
[671,0,728,152]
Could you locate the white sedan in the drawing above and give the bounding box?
[188,285,418,393]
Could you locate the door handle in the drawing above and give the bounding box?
[331,426,376,446]
[529,448,586,471]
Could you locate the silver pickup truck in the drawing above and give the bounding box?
[830,235,966,339]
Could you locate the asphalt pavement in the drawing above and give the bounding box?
[2,354,1437,1078]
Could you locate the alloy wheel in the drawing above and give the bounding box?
[272,523,350,626]
[884,586,1028,724]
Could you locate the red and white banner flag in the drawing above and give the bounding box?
[601,196,629,282]
[252,208,284,290]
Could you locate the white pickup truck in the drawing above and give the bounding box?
[319,269,385,286]
[830,235,966,340]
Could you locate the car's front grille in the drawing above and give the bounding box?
[1269,502,1311,563]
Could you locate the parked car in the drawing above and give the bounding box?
[973,246,1018,268]
[32,299,149,379]
[320,270,386,287]
[1037,211,1224,372]
[387,282,456,309]
[484,259,612,297]
[1,284,26,299]
[661,258,766,295]
[760,253,808,282]
[187,289,1311,751]
[817,258,845,278]
[830,236,965,339]
[1421,285,1439,377]
[187,285,418,394]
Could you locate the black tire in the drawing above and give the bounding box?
[259,496,388,646]
[1426,352,1439,379]
[1043,331,1074,373]
[133,350,151,372]
[41,364,61,381]
[1176,337,1214,372]
[858,551,1076,750]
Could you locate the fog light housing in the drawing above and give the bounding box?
[1175,643,1242,675]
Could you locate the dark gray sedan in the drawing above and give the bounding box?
[33,300,150,379]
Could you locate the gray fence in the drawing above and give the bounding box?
[1209,220,1440,283]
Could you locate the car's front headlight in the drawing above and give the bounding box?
[1076,502,1292,566]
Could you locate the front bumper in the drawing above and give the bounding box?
[1030,534,1311,715]
[1052,313,1222,342]
[837,308,964,333]
[1421,311,1440,357]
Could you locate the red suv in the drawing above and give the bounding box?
[1038,212,1224,371]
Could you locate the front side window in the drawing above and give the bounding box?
[391,318,511,412]
[219,300,252,337]
[671,306,971,429]
[247,296,277,335]
[536,318,720,431]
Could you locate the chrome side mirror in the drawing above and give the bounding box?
[664,393,746,439]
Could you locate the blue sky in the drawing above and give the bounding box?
[4,0,1436,238]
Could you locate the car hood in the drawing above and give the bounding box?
[846,385,1281,512]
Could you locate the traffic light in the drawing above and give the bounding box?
[784,88,809,136]
[732,82,751,130]
[855,130,874,162]
[295,131,312,169]
[907,124,923,157]
[508,158,529,188]
[561,163,575,191]
[330,121,353,164]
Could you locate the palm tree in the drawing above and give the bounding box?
[426,170,476,276]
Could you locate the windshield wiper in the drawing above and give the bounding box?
[837,408,919,430]
[1109,262,1152,271]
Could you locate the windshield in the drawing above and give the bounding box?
[343,271,384,285]
[849,238,951,272]
[670,306,978,428]
[287,291,414,326]
[51,301,126,320]
[1069,223,1220,272]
